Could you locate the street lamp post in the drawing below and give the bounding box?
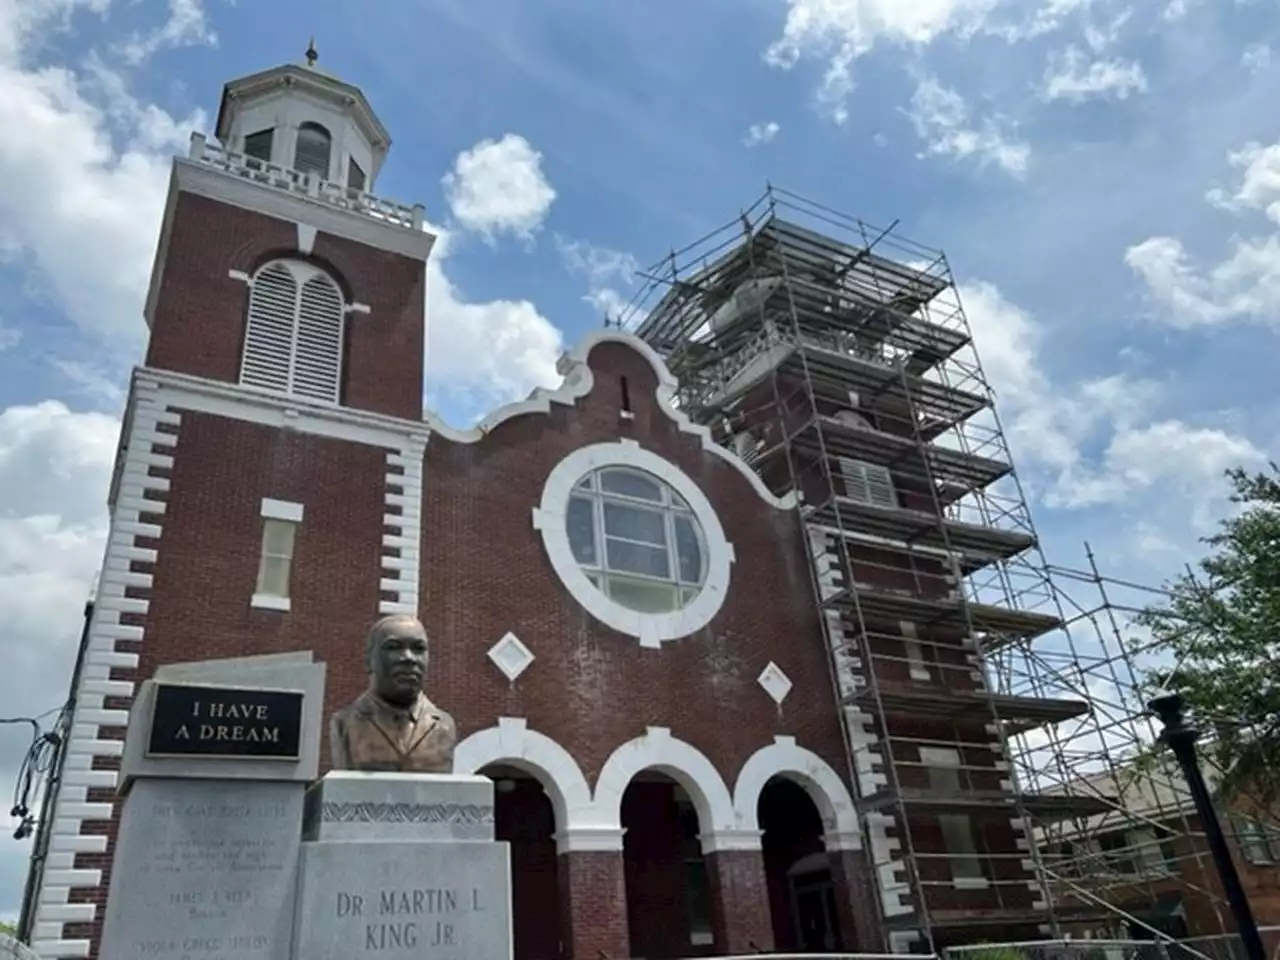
[1148,690,1266,960]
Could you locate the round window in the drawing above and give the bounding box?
[566,467,706,613]
[532,442,735,647]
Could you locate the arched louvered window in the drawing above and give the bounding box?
[239,260,345,403]
[295,122,332,179]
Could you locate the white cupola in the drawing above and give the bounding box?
[213,41,391,194]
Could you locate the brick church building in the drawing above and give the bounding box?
[22,54,1106,960]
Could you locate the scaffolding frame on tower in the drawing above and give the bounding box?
[623,185,1255,954]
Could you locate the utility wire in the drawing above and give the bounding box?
[3,712,66,841]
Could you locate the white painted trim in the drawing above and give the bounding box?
[260,498,304,522]
[952,876,990,890]
[134,366,429,451]
[173,158,436,263]
[532,440,734,647]
[250,593,291,612]
[381,439,425,616]
[453,717,594,834]
[426,330,797,512]
[592,727,737,835]
[31,384,178,957]
[296,222,317,255]
[699,829,764,854]
[732,736,860,842]
[552,826,626,855]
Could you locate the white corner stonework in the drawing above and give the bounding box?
[31,381,179,959]
[757,661,793,705]
[381,437,427,617]
[260,498,304,522]
[487,632,535,683]
[532,440,734,648]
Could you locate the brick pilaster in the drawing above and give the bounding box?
[706,849,775,954]
[558,850,630,960]
[829,846,886,953]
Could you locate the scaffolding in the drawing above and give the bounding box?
[623,186,1266,955]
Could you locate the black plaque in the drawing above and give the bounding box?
[147,683,304,760]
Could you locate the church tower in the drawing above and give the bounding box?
[28,51,435,959]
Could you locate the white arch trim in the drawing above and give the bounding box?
[592,727,737,836]
[453,717,594,832]
[733,735,860,840]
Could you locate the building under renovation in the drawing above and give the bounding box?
[15,53,1277,960]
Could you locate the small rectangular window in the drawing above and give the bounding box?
[348,157,366,192]
[244,128,274,166]
[253,518,297,608]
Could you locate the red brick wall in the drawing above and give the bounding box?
[147,191,425,418]
[420,340,851,789]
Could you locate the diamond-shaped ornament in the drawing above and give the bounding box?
[487,631,535,683]
[757,661,793,706]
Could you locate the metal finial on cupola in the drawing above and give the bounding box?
[305,37,319,67]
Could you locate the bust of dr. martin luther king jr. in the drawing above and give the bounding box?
[329,614,457,773]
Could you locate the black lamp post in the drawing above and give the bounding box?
[1148,690,1265,960]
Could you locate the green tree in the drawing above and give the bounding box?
[0,920,16,935]
[1136,464,1280,803]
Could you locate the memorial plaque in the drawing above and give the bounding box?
[98,779,304,960]
[147,683,304,760]
[293,840,511,960]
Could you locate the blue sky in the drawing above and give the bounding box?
[0,0,1278,920]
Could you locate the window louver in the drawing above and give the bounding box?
[239,260,345,403]
[837,457,897,508]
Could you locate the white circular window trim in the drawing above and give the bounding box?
[533,440,736,649]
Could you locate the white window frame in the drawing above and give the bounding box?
[533,441,735,649]
[252,499,303,612]
[920,746,987,888]
[836,457,896,508]
[238,259,346,404]
[569,466,708,611]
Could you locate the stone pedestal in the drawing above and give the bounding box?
[292,772,512,960]
[97,653,326,960]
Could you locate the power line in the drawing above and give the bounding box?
[3,711,66,841]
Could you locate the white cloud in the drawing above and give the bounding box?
[0,319,19,351]
[1042,45,1148,102]
[555,235,641,327]
[1128,138,1280,329]
[906,77,1031,178]
[763,0,997,121]
[1206,140,1280,224]
[426,223,564,410]
[744,121,781,146]
[0,400,117,917]
[441,134,557,243]
[115,0,215,66]
[956,280,1260,518]
[1241,44,1271,74]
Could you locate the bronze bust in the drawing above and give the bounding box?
[329,614,457,773]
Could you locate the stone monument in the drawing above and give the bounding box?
[97,651,327,960]
[294,615,512,960]
[95,617,511,960]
